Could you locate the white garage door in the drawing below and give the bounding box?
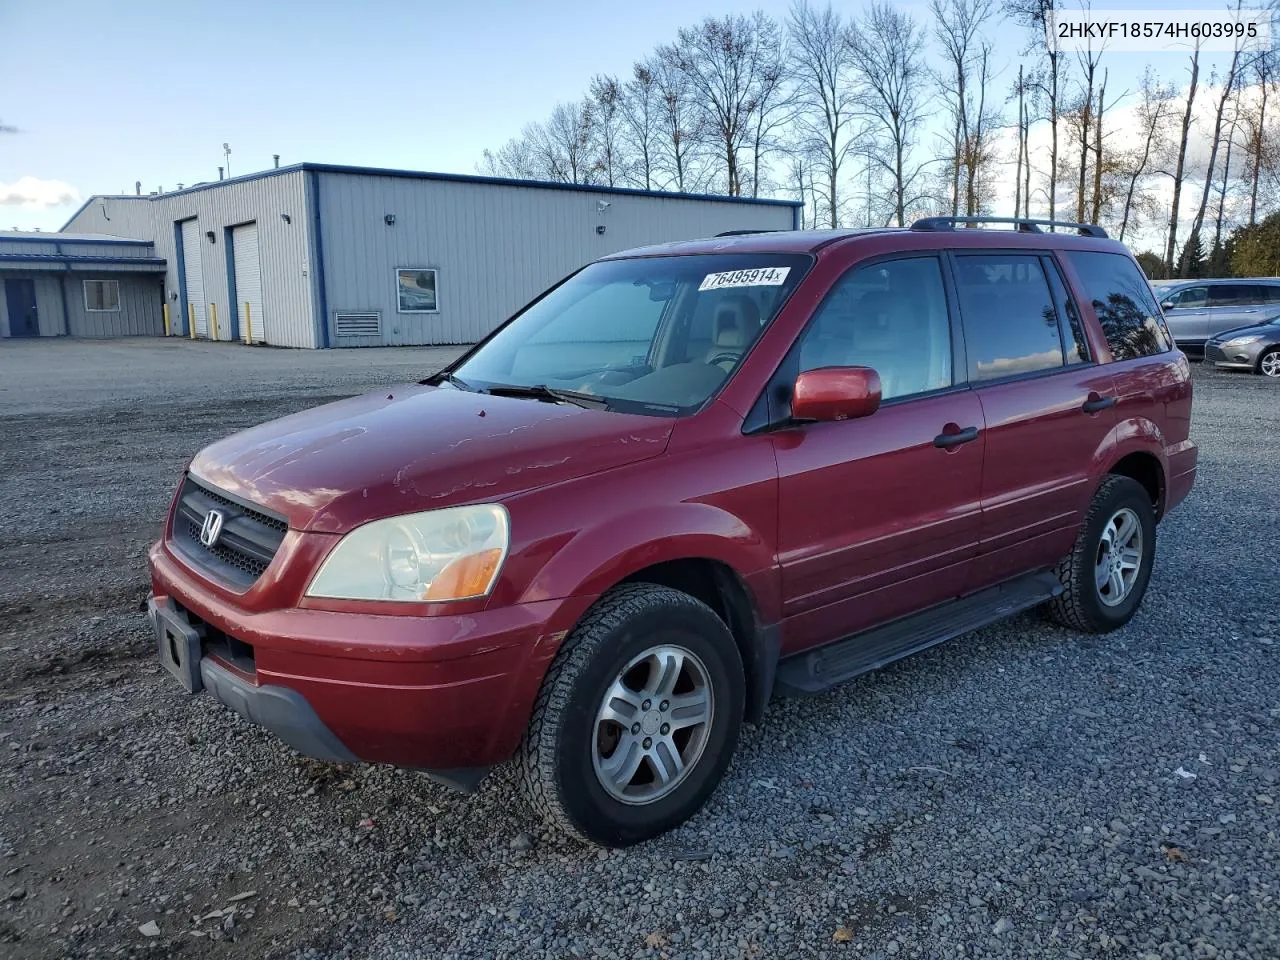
[232,223,265,343]
[180,219,208,338]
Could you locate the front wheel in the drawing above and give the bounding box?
[516,583,744,846]
[1258,347,1280,378]
[1045,475,1157,633]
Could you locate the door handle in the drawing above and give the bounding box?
[933,425,980,449]
[1081,394,1116,414]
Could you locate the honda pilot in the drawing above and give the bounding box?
[148,217,1197,846]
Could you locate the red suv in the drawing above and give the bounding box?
[148,217,1197,846]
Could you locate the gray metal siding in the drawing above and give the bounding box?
[0,273,65,336]
[181,219,208,337]
[65,173,317,347]
[63,274,164,337]
[61,199,158,244]
[317,173,796,345]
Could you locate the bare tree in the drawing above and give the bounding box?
[1241,48,1278,225]
[1010,65,1037,217]
[588,76,626,187]
[539,101,596,184]
[931,0,997,216]
[1165,45,1201,274]
[1117,71,1175,241]
[1190,40,1249,242]
[787,1,858,227]
[851,2,929,226]
[651,55,701,191]
[479,128,544,180]
[1089,71,1109,224]
[1212,110,1242,257]
[961,45,1001,214]
[1072,34,1105,222]
[662,13,780,195]
[619,63,662,190]
[746,19,793,198]
[1007,0,1064,219]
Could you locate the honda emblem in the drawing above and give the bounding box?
[199,509,225,548]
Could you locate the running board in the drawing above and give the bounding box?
[774,571,1064,695]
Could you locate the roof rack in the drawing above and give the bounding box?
[910,216,1108,239]
[714,229,781,237]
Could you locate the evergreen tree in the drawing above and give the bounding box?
[1178,231,1205,279]
[1135,251,1167,279]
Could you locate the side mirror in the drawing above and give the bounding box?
[791,366,881,423]
[1160,300,1175,311]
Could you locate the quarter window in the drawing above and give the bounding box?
[1064,251,1172,361]
[794,257,952,400]
[83,280,120,312]
[953,255,1065,381]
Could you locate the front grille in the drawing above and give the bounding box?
[171,475,288,589]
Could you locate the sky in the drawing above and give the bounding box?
[0,0,1253,236]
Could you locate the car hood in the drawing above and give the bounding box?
[189,384,673,533]
[1210,319,1280,341]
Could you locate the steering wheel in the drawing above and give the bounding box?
[707,352,741,370]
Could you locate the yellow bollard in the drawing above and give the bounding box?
[210,303,219,341]
[244,302,253,344]
[162,302,171,337]
[188,303,196,339]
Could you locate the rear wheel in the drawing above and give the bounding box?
[516,583,744,847]
[1258,348,1280,378]
[1046,475,1157,633]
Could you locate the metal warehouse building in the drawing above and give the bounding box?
[53,164,800,348]
[0,233,166,338]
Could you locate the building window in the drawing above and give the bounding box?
[84,280,121,312]
[395,268,438,313]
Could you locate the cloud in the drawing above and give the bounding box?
[0,176,81,208]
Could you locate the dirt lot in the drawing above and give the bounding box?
[0,338,1276,960]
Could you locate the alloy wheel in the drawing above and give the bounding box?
[592,644,714,805]
[1260,350,1280,378]
[1095,506,1143,607]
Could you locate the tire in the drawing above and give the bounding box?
[1045,475,1157,633]
[516,583,745,847]
[1258,347,1280,378]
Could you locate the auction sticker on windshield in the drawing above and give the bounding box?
[699,266,791,291]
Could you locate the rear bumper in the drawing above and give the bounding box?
[148,541,596,776]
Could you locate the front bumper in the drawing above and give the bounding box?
[1205,341,1259,370]
[148,541,595,778]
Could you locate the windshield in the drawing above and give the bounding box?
[448,253,811,416]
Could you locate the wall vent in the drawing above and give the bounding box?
[334,312,381,339]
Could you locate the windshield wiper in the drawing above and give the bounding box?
[424,371,475,391]
[483,383,610,410]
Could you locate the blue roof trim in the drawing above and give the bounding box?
[0,253,166,267]
[76,162,804,209]
[1,235,153,247]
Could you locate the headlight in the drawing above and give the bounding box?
[307,504,509,602]
[1224,335,1264,347]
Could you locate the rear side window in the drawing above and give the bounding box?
[1265,286,1280,303]
[953,254,1065,381]
[1064,251,1172,361]
[1208,284,1253,306]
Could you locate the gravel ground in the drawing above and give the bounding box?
[0,338,1276,960]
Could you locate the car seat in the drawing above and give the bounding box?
[704,295,760,369]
